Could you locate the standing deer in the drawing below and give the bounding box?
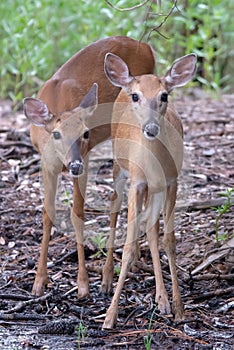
[23,36,155,299]
[102,52,197,329]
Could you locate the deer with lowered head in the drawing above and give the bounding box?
[102,52,197,329]
[23,36,155,300]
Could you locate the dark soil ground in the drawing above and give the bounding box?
[0,90,233,349]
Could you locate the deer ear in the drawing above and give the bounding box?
[79,83,98,115]
[163,53,197,92]
[104,53,133,88]
[23,97,52,126]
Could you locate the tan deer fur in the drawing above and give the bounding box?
[102,52,197,329]
[23,36,155,299]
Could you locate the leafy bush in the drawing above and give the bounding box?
[145,0,234,92]
[0,0,233,102]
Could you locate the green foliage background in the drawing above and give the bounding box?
[0,0,233,102]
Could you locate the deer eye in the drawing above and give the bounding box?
[131,93,139,102]
[161,93,168,103]
[52,131,61,140]
[83,130,89,139]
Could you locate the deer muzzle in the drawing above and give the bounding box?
[69,160,84,177]
[143,122,160,140]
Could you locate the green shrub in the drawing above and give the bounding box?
[0,0,233,102]
[147,0,234,92]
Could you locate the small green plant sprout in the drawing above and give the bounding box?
[90,232,107,258]
[77,321,88,350]
[115,264,121,277]
[63,189,72,206]
[211,187,234,243]
[144,305,158,350]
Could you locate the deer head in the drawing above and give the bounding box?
[24,83,98,176]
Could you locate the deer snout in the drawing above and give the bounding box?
[69,160,84,177]
[143,122,160,140]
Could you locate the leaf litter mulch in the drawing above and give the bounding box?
[0,90,233,349]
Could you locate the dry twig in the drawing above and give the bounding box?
[2,290,55,314]
[105,0,150,11]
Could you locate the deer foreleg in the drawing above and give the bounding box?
[163,183,184,320]
[103,182,145,329]
[32,169,58,296]
[71,169,89,299]
[101,164,126,294]
[145,191,171,314]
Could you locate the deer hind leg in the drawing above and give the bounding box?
[32,169,58,296]
[163,183,184,320]
[101,163,127,294]
[71,165,89,299]
[144,191,171,315]
[103,182,146,329]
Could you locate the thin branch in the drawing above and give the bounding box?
[2,290,54,314]
[190,286,234,302]
[105,0,151,12]
[146,0,178,40]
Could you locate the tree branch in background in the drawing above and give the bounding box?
[145,0,178,39]
[105,0,151,12]
[105,1,178,41]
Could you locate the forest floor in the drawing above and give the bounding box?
[0,90,233,349]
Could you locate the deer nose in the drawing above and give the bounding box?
[143,122,160,140]
[69,160,84,177]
